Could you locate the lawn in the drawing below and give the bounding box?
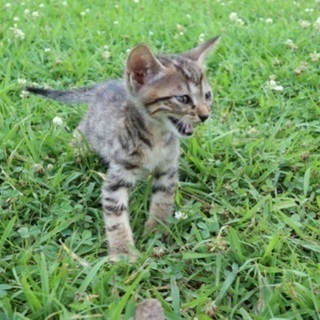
[1,0,320,319]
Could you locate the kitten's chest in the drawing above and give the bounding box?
[142,134,178,173]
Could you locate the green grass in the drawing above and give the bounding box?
[1,0,320,319]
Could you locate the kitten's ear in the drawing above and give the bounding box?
[126,44,164,89]
[182,36,221,65]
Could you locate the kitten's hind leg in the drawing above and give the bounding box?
[102,165,138,262]
[145,166,178,231]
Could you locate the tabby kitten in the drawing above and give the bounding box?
[27,36,220,262]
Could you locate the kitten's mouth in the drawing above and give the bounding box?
[169,117,194,136]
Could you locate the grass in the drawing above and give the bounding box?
[1,0,320,319]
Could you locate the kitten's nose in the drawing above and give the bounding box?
[199,114,209,122]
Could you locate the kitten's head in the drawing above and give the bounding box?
[125,36,220,137]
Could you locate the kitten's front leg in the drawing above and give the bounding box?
[145,165,178,231]
[102,166,137,262]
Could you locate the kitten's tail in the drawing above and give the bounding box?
[26,86,94,104]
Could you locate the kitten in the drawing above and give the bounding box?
[27,36,220,262]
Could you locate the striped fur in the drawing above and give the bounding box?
[27,36,220,262]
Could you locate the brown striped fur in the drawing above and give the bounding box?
[27,36,220,262]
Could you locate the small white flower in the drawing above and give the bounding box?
[229,12,238,21]
[62,1,67,6]
[309,51,320,63]
[24,9,30,15]
[114,4,119,8]
[198,33,205,44]
[39,3,44,8]
[17,78,27,85]
[266,78,284,92]
[299,20,311,28]
[47,164,54,171]
[52,116,63,126]
[174,211,188,220]
[236,18,244,26]
[80,11,86,16]
[285,39,298,49]
[5,3,11,8]
[186,14,191,19]
[85,8,90,13]
[44,48,51,53]
[10,24,25,40]
[314,17,320,31]
[20,90,29,98]
[305,8,314,13]
[265,18,273,24]
[32,11,40,17]
[149,31,154,36]
[102,50,111,60]
[267,79,277,89]
[294,62,307,75]
[114,20,119,24]
[133,0,139,2]
[273,85,283,92]
[13,17,20,22]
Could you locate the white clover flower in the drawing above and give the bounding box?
[85,8,90,13]
[236,18,244,25]
[174,211,188,220]
[229,12,238,21]
[294,62,307,75]
[267,79,277,89]
[265,18,273,24]
[114,20,119,24]
[44,48,51,53]
[17,78,27,85]
[285,39,298,49]
[32,11,40,17]
[62,1,67,6]
[309,51,320,62]
[52,116,63,126]
[39,3,44,8]
[314,17,320,31]
[10,24,25,40]
[266,78,283,92]
[47,164,54,171]
[198,33,205,44]
[305,8,314,13]
[13,17,20,22]
[5,3,11,8]
[299,20,311,28]
[186,14,191,19]
[20,90,29,98]
[102,50,111,60]
[149,31,154,36]
[273,85,283,92]
[80,11,86,16]
[24,9,30,15]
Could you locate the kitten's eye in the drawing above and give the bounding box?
[175,95,191,104]
[205,91,212,100]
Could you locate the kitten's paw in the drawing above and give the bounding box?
[108,252,138,263]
